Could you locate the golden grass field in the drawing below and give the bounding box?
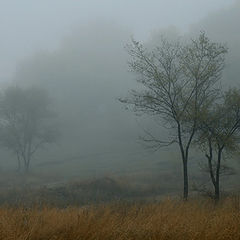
[0,198,240,240]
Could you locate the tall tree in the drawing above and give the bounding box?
[196,88,240,201]
[0,86,58,172]
[120,32,227,200]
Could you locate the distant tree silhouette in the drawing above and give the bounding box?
[0,86,58,172]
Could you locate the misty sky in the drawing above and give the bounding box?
[0,0,236,82]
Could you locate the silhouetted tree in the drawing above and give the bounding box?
[196,88,240,201]
[120,32,227,200]
[0,86,58,172]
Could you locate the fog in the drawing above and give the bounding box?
[0,0,235,81]
[0,0,239,197]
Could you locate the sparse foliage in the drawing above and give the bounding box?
[120,32,227,199]
[196,88,240,200]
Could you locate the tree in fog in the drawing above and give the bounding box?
[196,88,240,201]
[0,86,58,172]
[120,32,227,200]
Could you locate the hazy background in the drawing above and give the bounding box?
[0,0,236,82]
[0,0,239,193]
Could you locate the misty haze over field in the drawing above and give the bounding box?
[0,0,236,82]
[0,0,239,198]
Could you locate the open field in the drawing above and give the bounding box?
[0,198,240,240]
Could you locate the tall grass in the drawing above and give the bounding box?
[0,197,239,240]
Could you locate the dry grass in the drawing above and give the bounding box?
[0,197,240,240]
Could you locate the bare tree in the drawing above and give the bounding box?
[0,86,58,173]
[196,88,240,201]
[120,32,227,200]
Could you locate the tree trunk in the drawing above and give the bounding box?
[214,147,223,202]
[23,141,32,174]
[183,159,188,200]
[22,153,30,173]
[22,154,28,173]
[177,122,190,201]
[178,144,189,200]
[206,138,218,199]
